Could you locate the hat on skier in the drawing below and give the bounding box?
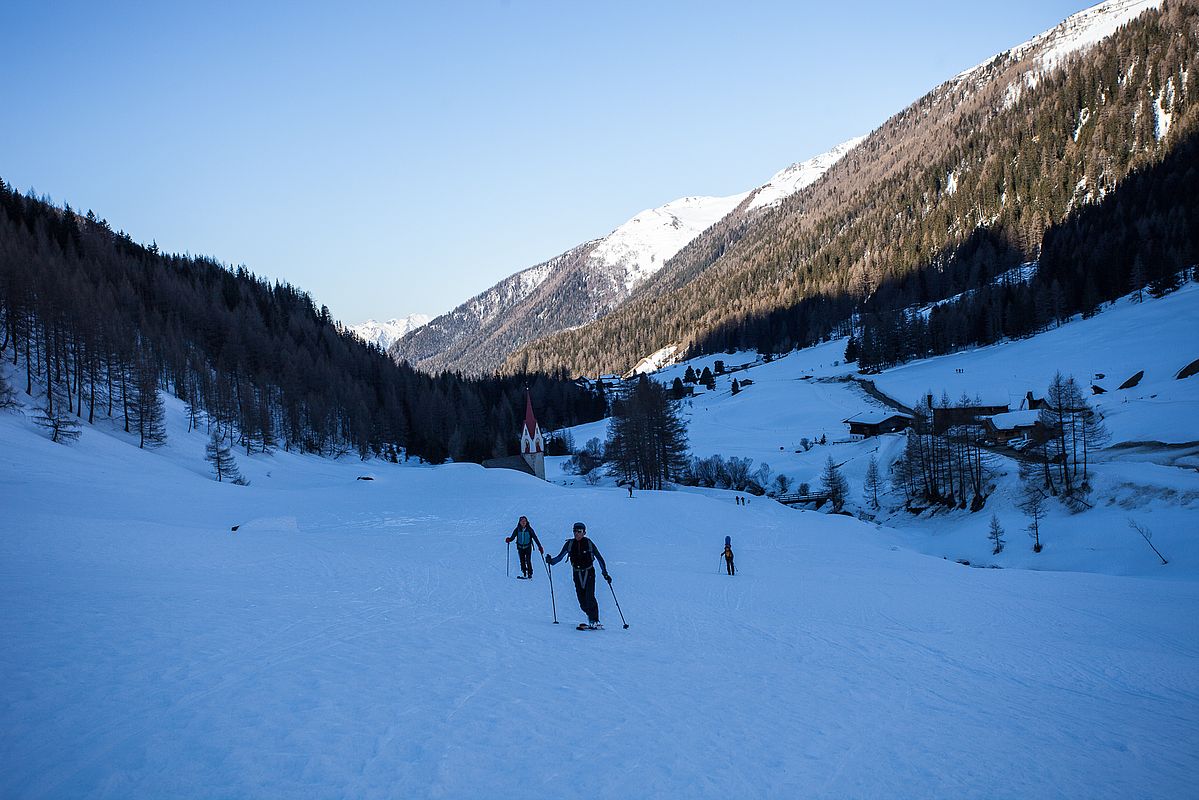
[573,522,586,532]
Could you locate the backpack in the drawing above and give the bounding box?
[515,526,533,547]
[569,537,595,569]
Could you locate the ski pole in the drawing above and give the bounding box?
[506,540,511,578]
[606,578,629,629]
[543,556,559,624]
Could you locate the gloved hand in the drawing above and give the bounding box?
[603,573,612,583]
[505,537,513,543]
[538,547,544,555]
[545,555,554,565]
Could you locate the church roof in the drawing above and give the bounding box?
[523,390,539,439]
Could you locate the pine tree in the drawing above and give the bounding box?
[132,355,166,449]
[604,376,689,490]
[863,455,881,510]
[988,513,1006,554]
[820,455,849,512]
[1129,255,1147,302]
[1017,461,1048,552]
[205,428,244,483]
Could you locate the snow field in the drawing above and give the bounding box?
[581,284,1199,577]
[2,385,1198,798]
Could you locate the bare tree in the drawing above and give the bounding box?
[33,389,81,444]
[0,365,17,410]
[1127,519,1168,565]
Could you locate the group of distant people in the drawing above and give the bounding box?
[734,495,750,506]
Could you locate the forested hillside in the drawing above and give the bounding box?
[505,1,1197,376]
[0,183,603,463]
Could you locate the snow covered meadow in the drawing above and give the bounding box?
[565,284,1199,577]
[2,285,1198,798]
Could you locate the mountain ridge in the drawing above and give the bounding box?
[388,137,864,375]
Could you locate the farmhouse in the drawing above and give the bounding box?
[928,393,1011,432]
[983,409,1041,444]
[844,410,914,439]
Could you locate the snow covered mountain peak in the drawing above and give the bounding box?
[591,192,751,291]
[954,0,1164,98]
[1015,0,1164,74]
[350,314,430,350]
[748,136,867,212]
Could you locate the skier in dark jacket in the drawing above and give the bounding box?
[506,516,544,579]
[721,542,735,576]
[546,521,610,629]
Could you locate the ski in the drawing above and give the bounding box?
[576,623,604,630]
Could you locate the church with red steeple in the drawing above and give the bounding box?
[519,389,545,480]
[480,388,546,480]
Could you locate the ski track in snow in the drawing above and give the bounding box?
[1,394,1197,798]
[3,282,1199,797]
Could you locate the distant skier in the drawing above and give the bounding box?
[506,516,544,579]
[546,521,610,629]
[628,484,634,498]
[721,539,735,576]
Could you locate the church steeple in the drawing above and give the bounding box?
[519,389,546,479]
[520,389,543,454]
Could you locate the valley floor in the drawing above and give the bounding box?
[2,400,1198,799]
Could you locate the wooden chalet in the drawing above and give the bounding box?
[844,410,914,439]
[982,409,1041,443]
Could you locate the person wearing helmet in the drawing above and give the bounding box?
[505,515,543,579]
[546,521,610,630]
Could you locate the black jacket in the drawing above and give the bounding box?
[548,536,608,573]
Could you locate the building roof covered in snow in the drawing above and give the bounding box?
[986,409,1041,430]
[843,410,914,425]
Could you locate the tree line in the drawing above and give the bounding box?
[0,179,604,464]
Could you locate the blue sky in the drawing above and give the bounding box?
[2,0,1091,323]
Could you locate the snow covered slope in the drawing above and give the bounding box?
[952,0,1165,104]
[1,368,1197,798]
[747,136,866,212]
[349,313,430,350]
[566,282,1199,576]
[591,193,750,292]
[867,283,1199,446]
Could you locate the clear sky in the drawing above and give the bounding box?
[2,0,1093,324]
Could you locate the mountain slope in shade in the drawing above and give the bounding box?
[389,242,596,373]
[390,139,862,375]
[350,314,430,350]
